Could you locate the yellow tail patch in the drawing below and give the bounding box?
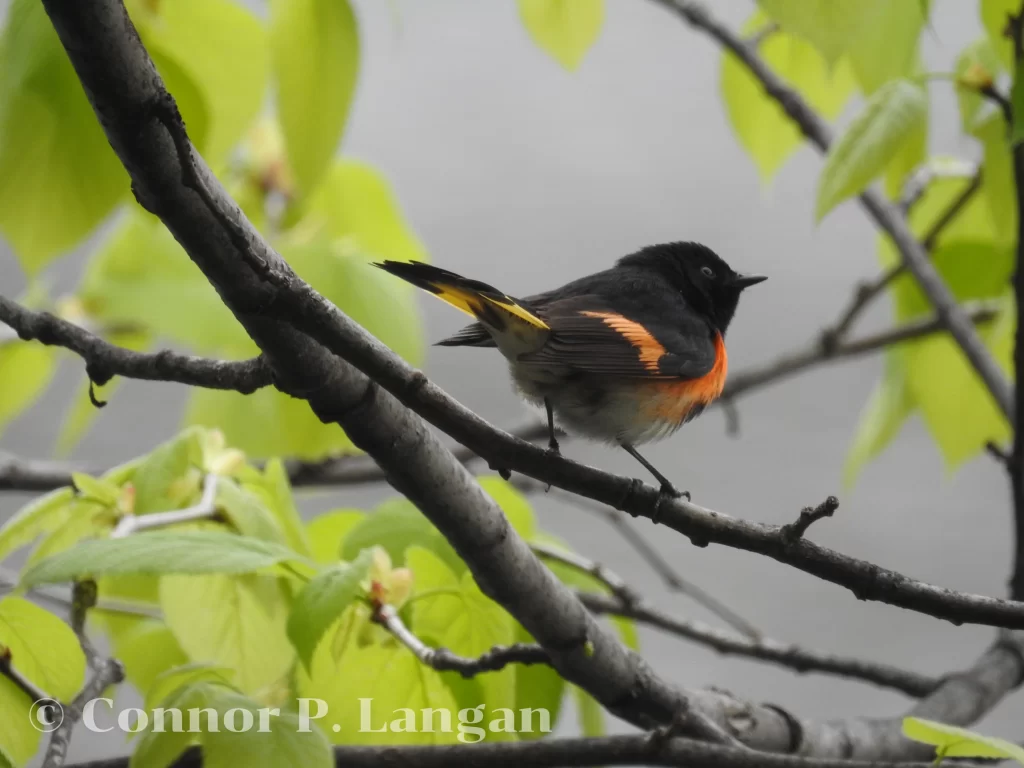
[429,284,550,331]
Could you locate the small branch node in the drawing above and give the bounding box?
[781,496,839,545]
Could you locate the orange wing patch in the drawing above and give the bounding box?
[579,311,666,374]
[642,333,728,424]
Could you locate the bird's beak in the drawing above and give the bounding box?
[731,274,768,289]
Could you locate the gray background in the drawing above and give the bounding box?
[1,0,1020,762]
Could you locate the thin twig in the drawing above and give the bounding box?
[0,296,271,394]
[42,578,125,768]
[578,591,941,699]
[531,541,642,606]
[781,497,840,546]
[0,649,54,704]
[373,603,552,677]
[110,474,219,538]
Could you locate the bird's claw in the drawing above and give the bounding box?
[651,484,688,524]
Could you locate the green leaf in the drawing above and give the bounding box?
[756,0,873,67]
[144,663,235,712]
[512,624,564,740]
[111,619,190,699]
[21,531,303,587]
[71,473,120,508]
[883,87,928,199]
[955,38,1003,132]
[132,428,206,515]
[270,0,359,195]
[216,478,286,544]
[478,477,536,540]
[517,0,604,72]
[974,114,1018,246]
[306,510,365,565]
[129,0,269,165]
[56,328,151,456]
[242,459,312,558]
[0,341,57,438]
[980,0,1021,71]
[24,499,116,568]
[843,350,915,486]
[407,548,517,727]
[572,685,605,737]
[161,573,295,695]
[1010,58,1024,146]
[129,681,204,768]
[816,80,928,219]
[0,487,74,562]
[846,0,926,93]
[80,205,248,356]
[0,598,86,701]
[721,9,855,183]
[0,678,40,767]
[201,687,333,768]
[903,717,1024,763]
[340,499,463,575]
[0,0,129,274]
[287,549,374,671]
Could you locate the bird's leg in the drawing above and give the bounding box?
[620,443,689,502]
[544,398,560,454]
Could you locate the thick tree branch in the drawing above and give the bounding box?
[1008,11,1024,603]
[579,592,939,698]
[39,0,723,741]
[0,297,271,394]
[38,0,1024,757]
[652,0,1014,423]
[64,737,981,768]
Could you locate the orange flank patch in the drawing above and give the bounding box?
[642,333,728,424]
[580,311,666,373]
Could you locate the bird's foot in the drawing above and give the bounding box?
[546,437,561,456]
[652,483,689,524]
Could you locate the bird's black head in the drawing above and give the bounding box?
[617,241,766,333]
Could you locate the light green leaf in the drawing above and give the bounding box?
[144,663,236,712]
[161,573,294,695]
[883,89,927,199]
[296,621,461,745]
[955,38,1003,132]
[572,685,605,737]
[903,717,1024,762]
[980,0,1020,71]
[80,206,248,356]
[974,114,1017,246]
[513,624,564,740]
[756,0,873,66]
[721,9,855,183]
[1011,58,1024,145]
[478,476,536,541]
[130,0,269,165]
[846,0,926,93]
[131,429,206,515]
[517,0,604,71]
[270,0,359,195]
[0,598,85,701]
[242,459,312,558]
[0,678,40,767]
[24,499,117,568]
[56,328,151,456]
[0,341,57,438]
[202,687,333,768]
[0,0,129,274]
[287,549,373,671]
[21,531,303,587]
[0,487,74,562]
[111,619,190,699]
[340,499,462,575]
[216,478,286,544]
[306,510,365,565]
[843,350,914,487]
[816,80,927,219]
[408,547,517,727]
[71,473,120,508]
[129,681,204,768]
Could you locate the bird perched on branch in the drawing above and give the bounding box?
[374,242,765,501]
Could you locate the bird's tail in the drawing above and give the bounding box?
[372,261,549,346]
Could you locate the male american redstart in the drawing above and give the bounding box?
[374,242,765,499]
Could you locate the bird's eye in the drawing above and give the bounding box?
[700,266,715,278]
